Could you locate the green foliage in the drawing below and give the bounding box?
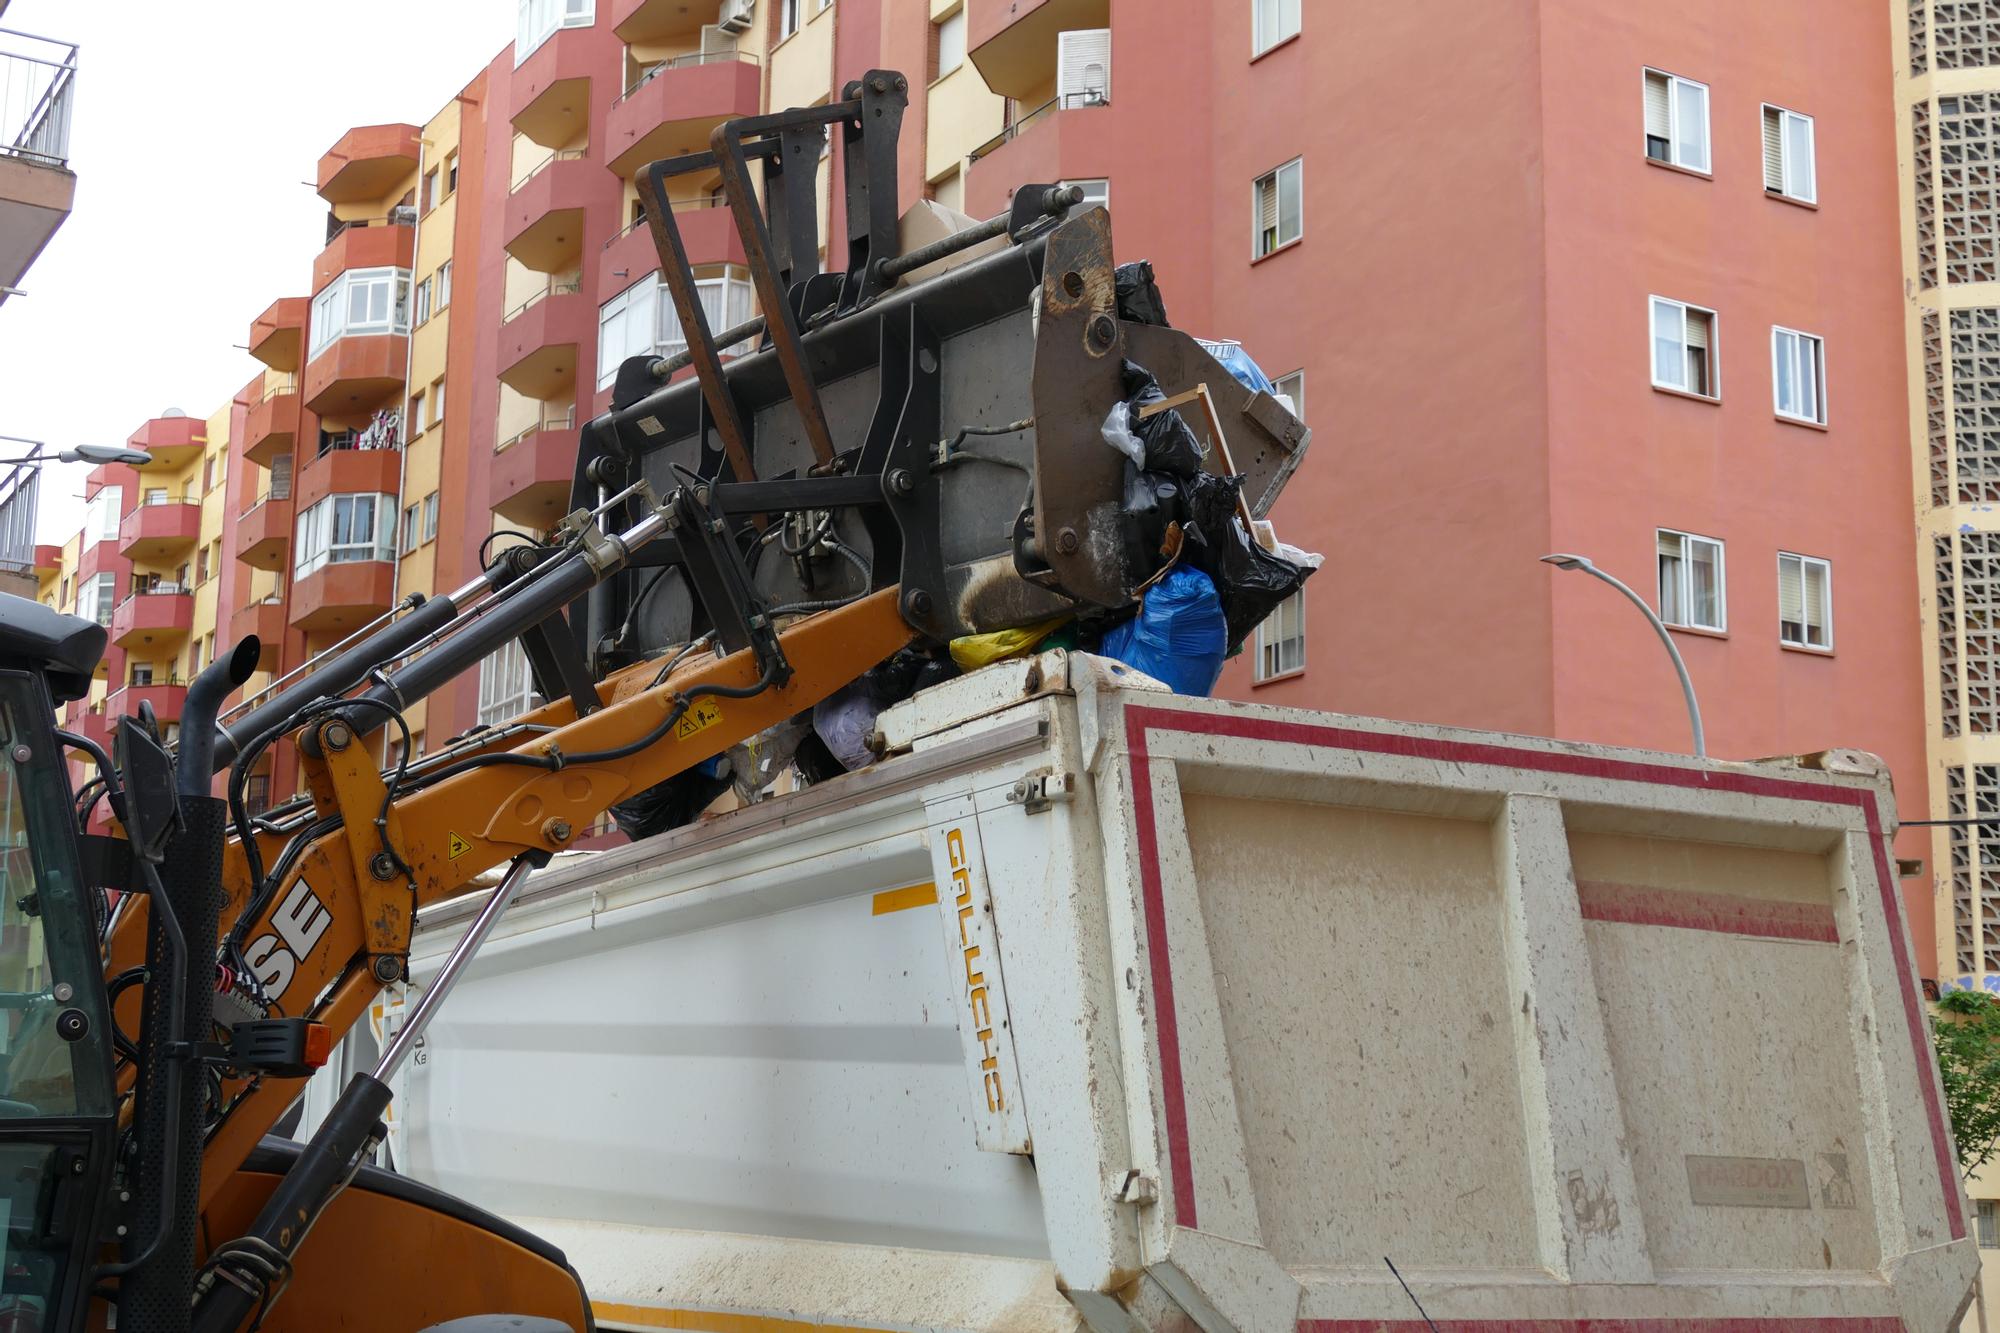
[1935,988,2000,1174]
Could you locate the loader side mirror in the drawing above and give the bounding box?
[113,716,180,864]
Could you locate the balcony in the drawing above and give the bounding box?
[106,682,186,728]
[32,544,59,576]
[969,0,1108,100]
[290,561,395,634]
[964,97,1110,218]
[231,598,286,669]
[312,217,413,295]
[317,123,420,205]
[493,411,579,526]
[505,151,592,273]
[243,379,300,469]
[67,700,110,756]
[0,29,77,309]
[236,494,294,572]
[297,443,401,511]
[303,334,406,419]
[109,587,192,650]
[511,22,595,148]
[597,202,744,301]
[606,52,760,179]
[116,497,199,562]
[612,0,724,44]
[128,415,205,470]
[247,297,308,373]
[498,280,588,400]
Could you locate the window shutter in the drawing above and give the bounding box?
[1258,175,1278,233]
[701,22,733,54]
[1804,560,1828,629]
[1778,557,1805,623]
[1644,71,1671,139]
[1762,107,1784,190]
[1684,307,1708,350]
[1058,29,1111,106]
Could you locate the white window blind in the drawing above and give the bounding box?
[1254,158,1303,258]
[1778,553,1832,649]
[1255,591,1306,680]
[936,9,966,78]
[1650,296,1716,397]
[1253,0,1301,54]
[1657,529,1726,631]
[1057,29,1111,108]
[1772,326,1826,424]
[478,639,544,726]
[83,486,122,548]
[1762,105,1816,202]
[1643,68,1709,172]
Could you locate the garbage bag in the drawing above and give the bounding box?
[610,754,730,841]
[1100,565,1227,696]
[813,682,885,772]
[1115,260,1171,327]
[1100,400,1145,468]
[1194,338,1276,396]
[727,716,814,803]
[950,615,1072,670]
[1122,465,1187,571]
[1121,361,1205,477]
[1179,470,1312,655]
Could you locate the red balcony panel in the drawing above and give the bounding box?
[597,206,745,302]
[312,222,414,297]
[290,562,395,634]
[32,545,58,575]
[231,599,287,669]
[606,58,761,178]
[968,0,1109,100]
[106,683,187,727]
[243,388,300,469]
[613,0,723,43]
[497,292,589,401]
[492,425,578,528]
[116,501,200,561]
[236,497,294,572]
[127,416,205,470]
[73,541,128,585]
[504,157,593,273]
[317,123,421,205]
[248,297,308,374]
[965,107,1107,219]
[511,27,594,148]
[110,591,192,649]
[302,334,407,420]
[296,447,402,511]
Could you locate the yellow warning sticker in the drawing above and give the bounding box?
[447,831,472,860]
[675,698,724,741]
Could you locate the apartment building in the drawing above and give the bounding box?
[32,1,1937,968]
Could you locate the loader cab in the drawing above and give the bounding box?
[0,596,125,1331]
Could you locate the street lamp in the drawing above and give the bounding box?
[1540,552,1707,758]
[0,441,152,467]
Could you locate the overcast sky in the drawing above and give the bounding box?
[0,1,515,542]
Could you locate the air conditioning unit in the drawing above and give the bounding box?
[718,0,753,34]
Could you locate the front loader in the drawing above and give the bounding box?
[0,74,1309,1332]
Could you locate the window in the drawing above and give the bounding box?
[477,639,543,726]
[1253,0,1301,54]
[130,663,153,688]
[1063,177,1109,211]
[83,487,121,548]
[1762,105,1816,203]
[245,774,271,817]
[195,546,210,585]
[1255,591,1305,680]
[408,390,426,433]
[309,267,412,356]
[517,0,593,64]
[270,454,293,501]
[422,167,439,213]
[932,8,966,81]
[1657,529,1726,632]
[75,573,115,627]
[142,487,167,506]
[1643,68,1710,173]
[430,377,445,428]
[597,271,755,388]
[401,504,419,554]
[422,492,439,542]
[1981,1199,2000,1249]
[293,493,398,577]
[1778,553,1832,649]
[1253,158,1303,258]
[1273,369,1305,422]
[1057,29,1110,108]
[201,456,215,494]
[444,151,458,197]
[1772,326,1826,424]
[437,260,452,311]
[928,168,964,213]
[780,0,802,39]
[1650,296,1718,398]
[415,277,433,326]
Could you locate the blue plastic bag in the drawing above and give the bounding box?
[1195,338,1276,396]
[1100,565,1227,696]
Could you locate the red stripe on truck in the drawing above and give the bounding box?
[1574,880,1839,943]
[1121,706,1963,1243]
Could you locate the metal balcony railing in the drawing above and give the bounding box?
[324,209,417,246]
[602,196,727,249]
[503,273,584,323]
[512,146,587,191]
[259,376,299,402]
[498,406,578,452]
[967,91,1107,163]
[617,47,759,104]
[0,29,77,169]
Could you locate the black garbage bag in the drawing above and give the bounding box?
[1121,361,1204,477]
[1179,470,1312,655]
[1122,465,1188,574]
[610,756,732,841]
[1115,261,1170,327]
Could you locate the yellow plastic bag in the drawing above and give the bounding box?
[949,615,1072,671]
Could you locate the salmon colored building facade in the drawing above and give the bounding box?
[33,2,1942,969]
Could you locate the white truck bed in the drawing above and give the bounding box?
[381,651,1974,1333]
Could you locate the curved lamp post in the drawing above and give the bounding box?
[1541,552,1706,758]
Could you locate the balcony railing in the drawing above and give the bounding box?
[498,406,578,452]
[323,209,416,246]
[602,196,727,249]
[0,29,77,169]
[139,492,195,506]
[126,584,189,599]
[503,273,584,323]
[617,47,759,103]
[259,375,299,402]
[968,91,1107,163]
[512,146,587,191]
[315,411,401,458]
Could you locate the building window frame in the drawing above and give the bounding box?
[1771,325,1827,425]
[309,266,412,358]
[293,493,399,578]
[422,492,439,543]
[1063,177,1110,211]
[1650,295,1719,400]
[1643,67,1711,173]
[1252,0,1301,56]
[1777,551,1833,650]
[477,638,544,726]
[1657,527,1727,633]
[1273,368,1305,422]
[1254,590,1306,682]
[1761,103,1817,204]
[1253,157,1303,260]
[931,6,967,83]
[779,0,802,40]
